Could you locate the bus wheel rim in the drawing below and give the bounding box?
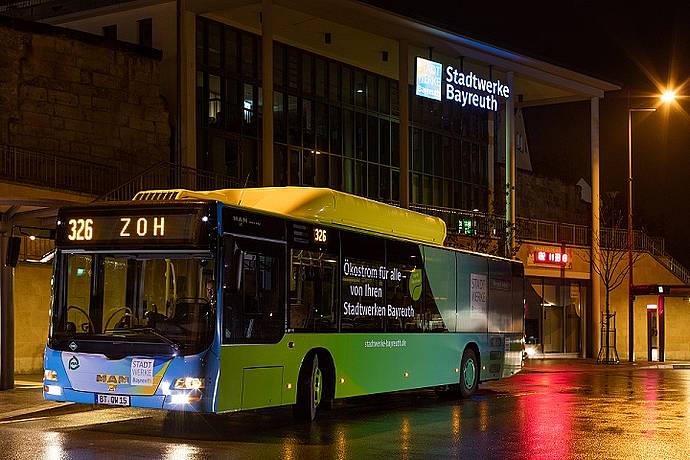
[463,359,476,389]
[313,367,322,407]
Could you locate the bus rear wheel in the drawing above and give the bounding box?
[294,353,322,421]
[459,348,479,398]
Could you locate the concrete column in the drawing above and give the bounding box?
[504,72,515,257]
[399,39,410,208]
[590,96,601,358]
[0,230,14,390]
[261,0,274,186]
[179,0,197,171]
[487,112,495,214]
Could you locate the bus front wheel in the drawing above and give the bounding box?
[294,353,322,421]
[459,348,479,398]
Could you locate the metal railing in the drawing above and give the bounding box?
[411,202,690,284]
[96,171,690,284]
[97,161,253,202]
[18,236,54,263]
[0,144,119,195]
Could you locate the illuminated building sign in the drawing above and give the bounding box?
[415,57,510,112]
[534,250,569,265]
[415,57,443,101]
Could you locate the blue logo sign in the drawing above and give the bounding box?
[415,57,443,101]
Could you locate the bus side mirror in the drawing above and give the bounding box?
[6,236,21,267]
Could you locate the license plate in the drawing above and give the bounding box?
[96,394,130,406]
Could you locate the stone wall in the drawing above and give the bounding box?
[0,16,170,180]
[494,165,590,225]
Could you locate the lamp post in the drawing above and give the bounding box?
[627,107,655,363]
[627,89,675,362]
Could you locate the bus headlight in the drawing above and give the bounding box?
[44,369,58,381]
[170,394,191,405]
[174,377,205,390]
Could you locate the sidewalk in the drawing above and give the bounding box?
[0,374,74,422]
[523,358,690,373]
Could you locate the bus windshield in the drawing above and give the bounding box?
[50,252,216,356]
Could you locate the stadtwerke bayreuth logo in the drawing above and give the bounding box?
[415,57,442,101]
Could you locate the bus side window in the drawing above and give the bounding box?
[340,231,385,332]
[222,236,238,342]
[385,240,424,333]
[223,236,285,344]
[289,249,338,332]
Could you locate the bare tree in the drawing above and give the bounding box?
[586,192,641,363]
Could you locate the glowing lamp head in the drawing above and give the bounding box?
[661,90,676,104]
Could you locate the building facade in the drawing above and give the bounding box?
[42,0,616,361]
[3,0,687,386]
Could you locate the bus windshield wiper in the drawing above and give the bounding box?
[116,327,181,351]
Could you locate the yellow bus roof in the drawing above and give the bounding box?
[134,187,447,245]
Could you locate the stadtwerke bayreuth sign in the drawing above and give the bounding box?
[415,57,510,111]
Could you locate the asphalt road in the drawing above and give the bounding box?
[2,361,690,459]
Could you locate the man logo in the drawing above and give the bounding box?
[68,356,80,370]
[96,374,129,392]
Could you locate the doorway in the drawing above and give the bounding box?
[647,306,659,362]
[543,306,564,353]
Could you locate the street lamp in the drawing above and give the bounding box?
[661,90,676,104]
[627,91,676,362]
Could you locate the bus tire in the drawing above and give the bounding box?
[459,348,479,398]
[294,353,323,421]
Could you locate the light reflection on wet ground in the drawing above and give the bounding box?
[3,364,690,459]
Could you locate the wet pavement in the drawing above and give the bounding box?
[2,360,690,459]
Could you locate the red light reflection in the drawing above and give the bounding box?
[516,372,575,459]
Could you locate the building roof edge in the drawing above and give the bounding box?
[0,13,163,60]
[353,1,621,94]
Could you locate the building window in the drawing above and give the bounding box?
[196,17,489,211]
[102,24,117,41]
[137,18,153,48]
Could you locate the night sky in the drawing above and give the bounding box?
[366,0,690,267]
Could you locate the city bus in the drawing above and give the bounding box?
[43,187,524,421]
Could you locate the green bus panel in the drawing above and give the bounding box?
[216,332,489,413]
[241,367,284,409]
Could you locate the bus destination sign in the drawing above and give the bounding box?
[56,207,211,247]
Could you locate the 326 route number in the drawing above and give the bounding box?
[67,218,93,241]
[313,228,327,243]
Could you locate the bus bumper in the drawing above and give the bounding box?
[44,386,210,412]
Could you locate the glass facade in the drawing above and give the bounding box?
[525,276,587,354]
[196,18,490,210]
